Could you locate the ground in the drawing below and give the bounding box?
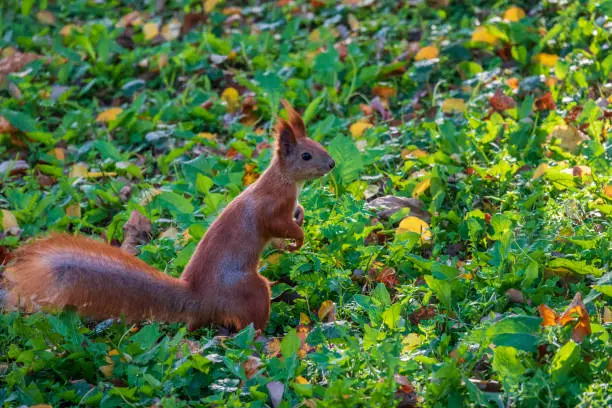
[0,0,611,407]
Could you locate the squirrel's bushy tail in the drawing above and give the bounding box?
[3,234,196,323]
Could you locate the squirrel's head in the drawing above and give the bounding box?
[274,100,335,182]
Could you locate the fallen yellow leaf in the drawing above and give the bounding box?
[503,6,526,22]
[161,18,181,41]
[96,107,123,123]
[532,163,549,180]
[533,53,559,67]
[60,24,80,37]
[350,121,373,138]
[1,210,18,231]
[348,14,359,31]
[143,22,159,41]
[441,98,467,114]
[471,26,498,45]
[197,132,216,141]
[300,313,311,325]
[99,364,114,378]
[266,253,282,265]
[412,178,431,198]
[53,148,65,161]
[159,227,180,240]
[295,376,309,384]
[318,300,335,321]
[506,77,520,90]
[414,46,439,61]
[69,163,88,178]
[86,171,117,178]
[221,87,240,113]
[36,10,55,25]
[603,306,612,324]
[401,148,428,159]
[549,125,588,153]
[205,0,219,13]
[397,216,432,242]
[65,204,81,218]
[402,333,422,353]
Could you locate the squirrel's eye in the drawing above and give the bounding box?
[301,152,312,161]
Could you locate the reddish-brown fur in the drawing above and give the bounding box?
[3,101,335,331]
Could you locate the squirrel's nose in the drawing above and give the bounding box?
[328,159,335,169]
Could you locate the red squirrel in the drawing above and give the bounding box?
[3,100,335,331]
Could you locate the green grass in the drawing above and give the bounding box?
[1,0,611,406]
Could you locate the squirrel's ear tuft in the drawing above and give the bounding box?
[275,119,297,158]
[281,99,306,139]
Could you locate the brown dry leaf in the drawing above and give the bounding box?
[318,300,336,321]
[489,89,516,112]
[558,292,591,342]
[376,266,399,288]
[1,210,19,231]
[505,288,524,304]
[441,98,467,114]
[471,26,498,45]
[503,6,526,22]
[36,10,55,25]
[0,116,17,134]
[243,356,261,379]
[121,210,152,256]
[350,121,373,138]
[408,306,436,324]
[572,166,591,178]
[96,107,123,123]
[372,85,397,100]
[0,51,42,81]
[533,53,559,67]
[414,46,439,61]
[535,92,556,111]
[538,304,558,326]
[30,405,53,408]
[397,216,431,242]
